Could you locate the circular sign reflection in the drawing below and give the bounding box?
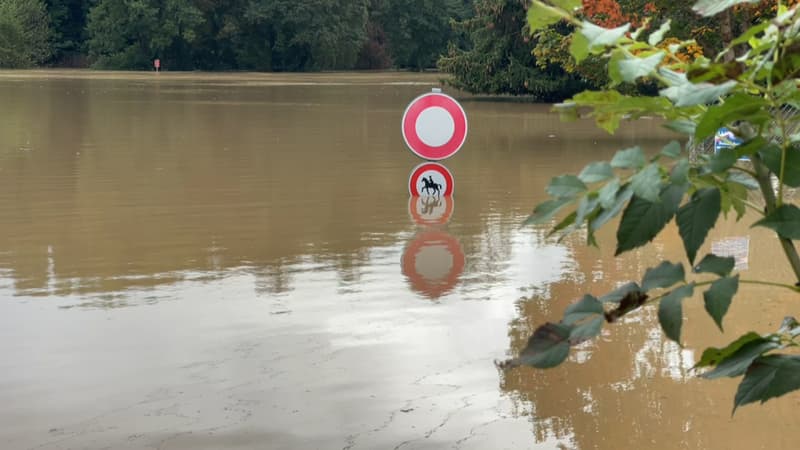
[402,229,465,299]
[408,195,454,226]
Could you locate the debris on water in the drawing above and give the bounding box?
[400,408,414,413]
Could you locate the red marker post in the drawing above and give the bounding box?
[154,58,161,72]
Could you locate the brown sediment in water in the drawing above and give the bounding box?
[0,71,798,450]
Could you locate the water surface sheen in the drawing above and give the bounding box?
[0,71,798,450]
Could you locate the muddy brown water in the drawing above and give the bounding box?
[0,70,798,450]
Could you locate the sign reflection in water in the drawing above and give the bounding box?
[401,196,465,299]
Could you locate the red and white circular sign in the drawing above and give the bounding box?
[408,162,454,197]
[402,92,468,161]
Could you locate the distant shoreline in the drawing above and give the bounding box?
[0,69,448,84]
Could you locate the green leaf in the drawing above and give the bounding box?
[546,175,587,198]
[551,0,581,9]
[730,21,769,46]
[618,51,665,82]
[616,183,686,255]
[611,146,646,169]
[549,211,577,237]
[598,178,621,209]
[733,137,769,159]
[579,162,614,184]
[574,194,599,226]
[642,261,686,292]
[567,91,673,134]
[580,21,631,50]
[721,180,748,219]
[692,0,759,17]
[707,148,737,174]
[630,163,662,202]
[695,93,770,140]
[759,145,800,187]
[734,355,800,413]
[694,254,736,276]
[525,198,574,226]
[703,275,739,332]
[703,337,781,379]
[648,20,671,46]
[695,332,765,369]
[727,171,759,190]
[752,205,800,239]
[658,283,695,343]
[677,188,721,264]
[660,80,737,107]
[664,119,696,135]
[591,185,632,231]
[607,49,624,86]
[569,316,604,343]
[527,2,562,33]
[599,282,642,303]
[661,141,681,159]
[670,159,690,185]
[518,322,572,368]
[563,294,604,325]
[570,32,590,64]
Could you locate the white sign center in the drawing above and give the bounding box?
[415,107,455,147]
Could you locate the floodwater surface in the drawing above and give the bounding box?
[0,71,799,450]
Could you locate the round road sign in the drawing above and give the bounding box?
[408,162,454,197]
[402,92,467,161]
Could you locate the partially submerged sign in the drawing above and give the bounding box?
[402,90,467,161]
[408,162,454,197]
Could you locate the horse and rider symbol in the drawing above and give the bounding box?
[408,162,453,197]
[420,175,443,196]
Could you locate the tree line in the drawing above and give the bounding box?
[1,0,793,102]
[0,0,473,71]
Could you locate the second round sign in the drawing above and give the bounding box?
[402,92,467,161]
[409,162,454,197]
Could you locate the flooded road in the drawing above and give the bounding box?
[0,71,799,449]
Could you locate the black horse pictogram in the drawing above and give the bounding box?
[420,175,442,196]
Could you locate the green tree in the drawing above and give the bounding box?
[438,0,590,100]
[45,0,90,65]
[86,0,203,70]
[232,0,368,71]
[0,0,52,68]
[512,0,800,413]
[187,0,245,70]
[371,0,470,70]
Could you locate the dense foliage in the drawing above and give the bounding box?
[438,0,800,99]
[0,0,52,68]
[1,0,473,70]
[513,0,800,412]
[437,0,591,100]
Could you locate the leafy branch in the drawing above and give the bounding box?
[507,0,800,413]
